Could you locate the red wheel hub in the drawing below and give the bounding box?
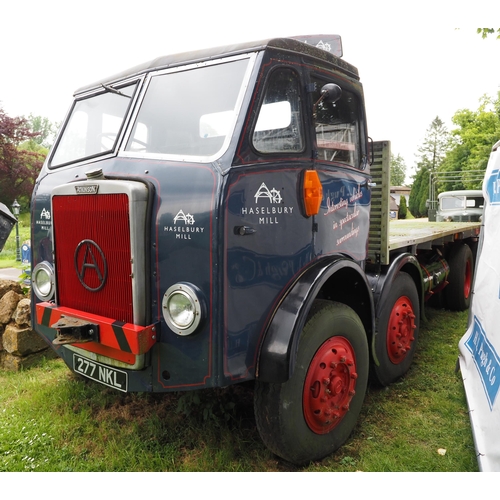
[464,259,471,299]
[386,295,416,364]
[303,337,357,434]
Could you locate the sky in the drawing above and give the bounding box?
[2,0,500,181]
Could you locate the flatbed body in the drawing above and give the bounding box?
[388,219,481,252]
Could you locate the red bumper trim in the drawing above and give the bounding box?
[36,302,157,363]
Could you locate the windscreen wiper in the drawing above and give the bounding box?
[101,84,131,98]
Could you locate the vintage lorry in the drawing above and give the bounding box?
[436,189,484,222]
[30,35,481,464]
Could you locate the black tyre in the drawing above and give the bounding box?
[372,272,420,386]
[254,300,369,465]
[444,243,473,311]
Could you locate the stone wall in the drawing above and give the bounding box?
[0,279,53,371]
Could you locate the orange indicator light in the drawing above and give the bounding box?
[303,170,323,217]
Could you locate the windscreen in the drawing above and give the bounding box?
[125,58,251,159]
[441,196,466,210]
[51,82,138,167]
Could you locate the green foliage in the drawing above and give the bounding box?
[440,94,500,190]
[410,93,499,212]
[23,114,58,149]
[409,165,430,218]
[0,108,46,210]
[477,28,500,39]
[398,194,408,219]
[410,117,450,218]
[409,166,423,216]
[418,116,450,171]
[390,153,407,186]
[339,456,357,467]
[418,167,430,217]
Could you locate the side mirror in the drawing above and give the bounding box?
[313,83,342,119]
[320,83,342,104]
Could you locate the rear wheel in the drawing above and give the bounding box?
[444,243,473,311]
[254,300,369,465]
[372,272,420,386]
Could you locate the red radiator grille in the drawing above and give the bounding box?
[52,194,134,324]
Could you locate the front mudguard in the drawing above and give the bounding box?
[256,256,374,383]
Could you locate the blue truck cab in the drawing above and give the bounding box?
[30,36,478,464]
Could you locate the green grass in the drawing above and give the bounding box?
[0,306,477,471]
[0,212,30,269]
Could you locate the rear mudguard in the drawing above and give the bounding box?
[256,256,374,383]
[368,253,424,319]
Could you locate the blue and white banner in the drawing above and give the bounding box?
[459,140,500,471]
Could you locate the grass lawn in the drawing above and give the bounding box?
[0,306,477,472]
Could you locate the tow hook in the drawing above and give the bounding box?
[51,315,99,345]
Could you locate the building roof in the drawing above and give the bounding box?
[390,186,411,193]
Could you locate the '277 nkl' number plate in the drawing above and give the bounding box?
[73,354,128,392]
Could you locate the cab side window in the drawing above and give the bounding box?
[252,68,304,154]
[312,79,360,168]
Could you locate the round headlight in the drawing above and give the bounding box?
[162,283,204,336]
[168,291,195,328]
[32,261,55,301]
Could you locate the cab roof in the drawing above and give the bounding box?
[438,190,484,198]
[75,36,359,95]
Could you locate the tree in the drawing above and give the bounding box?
[409,117,450,218]
[440,93,500,190]
[417,116,450,172]
[24,114,58,149]
[0,107,45,208]
[478,28,500,39]
[398,193,408,219]
[390,153,407,186]
[409,166,424,217]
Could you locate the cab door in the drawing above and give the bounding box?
[308,72,371,263]
[223,64,314,382]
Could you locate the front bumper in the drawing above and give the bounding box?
[36,302,158,369]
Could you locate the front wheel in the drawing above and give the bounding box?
[254,300,369,465]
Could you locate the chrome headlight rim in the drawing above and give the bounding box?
[162,282,205,336]
[32,261,55,301]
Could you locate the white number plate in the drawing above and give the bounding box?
[73,354,128,392]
